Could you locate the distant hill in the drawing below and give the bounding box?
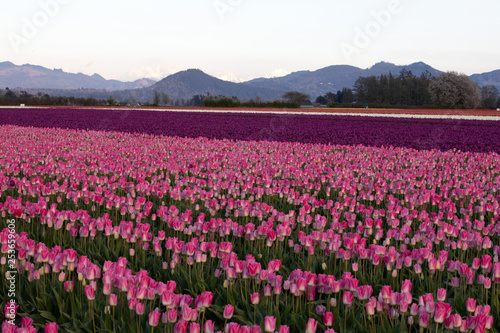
[147,69,282,100]
[244,61,442,98]
[0,61,156,90]
[470,70,500,91]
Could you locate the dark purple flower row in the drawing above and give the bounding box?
[1,107,499,153]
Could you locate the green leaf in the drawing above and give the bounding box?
[39,310,58,322]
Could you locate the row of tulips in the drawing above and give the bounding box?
[1,122,500,331]
[1,224,496,333]
[1,107,500,153]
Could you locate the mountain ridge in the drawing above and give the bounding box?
[0,61,156,91]
[2,61,499,102]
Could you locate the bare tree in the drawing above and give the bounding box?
[481,85,499,109]
[282,91,310,106]
[161,92,170,106]
[152,90,160,106]
[428,71,481,109]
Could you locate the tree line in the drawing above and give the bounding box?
[0,88,106,106]
[2,70,499,109]
[314,69,500,109]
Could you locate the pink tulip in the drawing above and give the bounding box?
[264,316,276,332]
[342,291,353,307]
[366,302,375,316]
[278,325,289,333]
[305,318,317,333]
[103,283,111,296]
[4,302,19,320]
[22,317,34,328]
[226,323,240,333]
[246,292,258,306]
[174,320,188,333]
[401,279,412,294]
[437,288,446,302]
[434,302,451,323]
[419,312,429,328]
[381,285,392,300]
[399,301,409,313]
[198,291,213,309]
[109,294,118,306]
[64,281,74,292]
[204,320,215,333]
[323,312,334,326]
[466,298,476,313]
[223,304,234,319]
[2,321,15,333]
[45,323,58,333]
[189,322,200,333]
[356,285,373,300]
[148,310,161,327]
[84,285,95,301]
[168,309,178,323]
[251,325,263,333]
[135,302,145,315]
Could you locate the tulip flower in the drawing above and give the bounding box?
[204,320,215,333]
[323,312,334,326]
[278,326,289,333]
[305,318,317,333]
[223,304,234,320]
[45,323,58,333]
[84,285,95,301]
[189,323,200,333]
[466,298,476,313]
[250,292,260,305]
[342,291,353,307]
[264,316,276,332]
[149,310,161,327]
[174,320,188,333]
[437,288,446,302]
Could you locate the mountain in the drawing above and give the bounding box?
[147,69,282,100]
[3,60,499,103]
[0,61,156,90]
[23,69,283,103]
[244,61,442,98]
[470,70,500,91]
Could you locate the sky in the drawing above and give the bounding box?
[1,0,499,83]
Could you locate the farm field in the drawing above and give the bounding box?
[3,106,500,118]
[1,107,500,332]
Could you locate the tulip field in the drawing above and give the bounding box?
[1,107,500,333]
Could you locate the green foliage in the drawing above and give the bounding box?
[107,97,118,106]
[0,89,105,106]
[202,96,241,107]
[354,69,434,107]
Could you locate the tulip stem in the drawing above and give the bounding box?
[344,307,347,333]
[113,307,116,333]
[90,301,96,333]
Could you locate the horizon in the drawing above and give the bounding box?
[2,59,498,85]
[1,1,499,82]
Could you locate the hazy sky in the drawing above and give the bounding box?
[1,0,499,82]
